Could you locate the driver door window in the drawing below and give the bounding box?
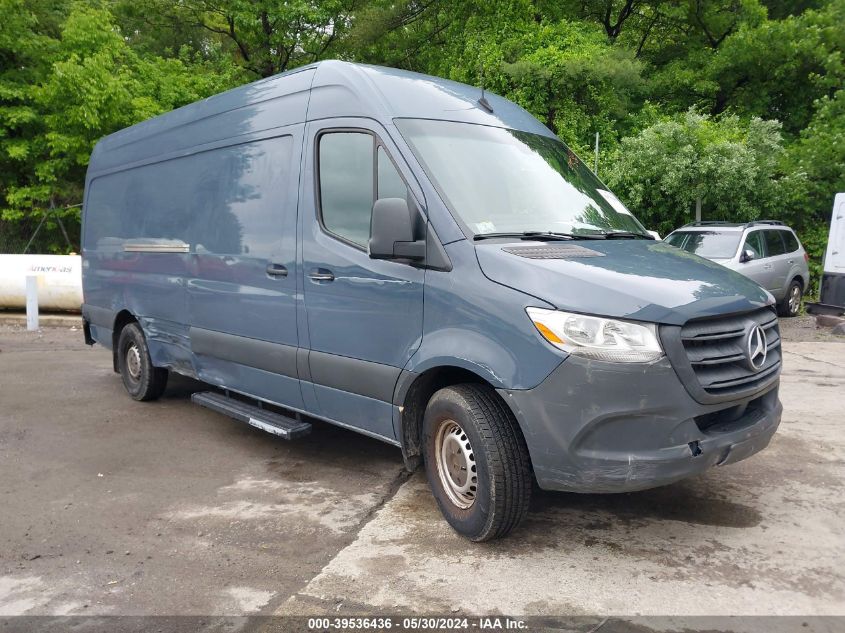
[743,231,764,259]
[318,132,409,249]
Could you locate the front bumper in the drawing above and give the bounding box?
[499,355,781,493]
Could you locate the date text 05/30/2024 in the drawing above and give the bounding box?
[307,617,528,630]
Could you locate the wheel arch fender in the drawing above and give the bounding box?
[404,327,560,391]
[391,328,562,472]
[111,309,138,373]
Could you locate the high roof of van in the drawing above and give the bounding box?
[88,60,555,176]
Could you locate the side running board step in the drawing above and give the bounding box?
[191,391,311,440]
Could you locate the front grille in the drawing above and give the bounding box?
[679,308,781,399]
[693,391,773,434]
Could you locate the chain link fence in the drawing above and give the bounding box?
[0,217,81,255]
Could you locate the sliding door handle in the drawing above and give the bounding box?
[266,263,288,277]
[308,268,334,283]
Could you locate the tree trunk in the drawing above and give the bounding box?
[695,196,702,223]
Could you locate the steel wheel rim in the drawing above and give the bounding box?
[126,343,142,381]
[789,285,801,313]
[434,419,477,509]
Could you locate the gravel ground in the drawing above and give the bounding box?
[779,314,844,342]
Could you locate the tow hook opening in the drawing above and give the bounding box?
[688,441,702,457]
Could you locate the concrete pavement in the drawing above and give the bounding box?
[278,343,845,616]
[0,325,842,619]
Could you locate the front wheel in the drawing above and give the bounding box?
[422,384,532,541]
[117,322,168,401]
[778,279,803,317]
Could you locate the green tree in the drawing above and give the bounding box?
[706,2,845,130]
[536,0,659,41]
[458,20,647,154]
[347,2,647,154]
[126,0,360,78]
[781,89,845,228]
[0,1,239,253]
[0,0,64,251]
[546,0,768,57]
[648,1,844,132]
[761,0,824,19]
[0,0,839,261]
[605,109,786,235]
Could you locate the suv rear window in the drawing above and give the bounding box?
[783,231,800,253]
[665,231,741,259]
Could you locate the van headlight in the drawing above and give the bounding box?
[526,307,663,363]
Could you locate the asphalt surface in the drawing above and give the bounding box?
[0,323,843,620]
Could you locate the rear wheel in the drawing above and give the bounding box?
[422,384,532,541]
[778,279,803,317]
[117,322,168,401]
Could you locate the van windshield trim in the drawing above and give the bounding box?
[394,118,650,240]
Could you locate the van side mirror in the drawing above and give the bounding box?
[740,249,756,263]
[369,198,426,261]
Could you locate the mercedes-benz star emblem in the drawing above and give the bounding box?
[746,325,768,371]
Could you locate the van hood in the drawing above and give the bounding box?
[475,240,773,326]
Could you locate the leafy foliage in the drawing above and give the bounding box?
[604,109,787,236]
[785,89,845,227]
[0,1,239,252]
[0,0,841,269]
[118,0,360,78]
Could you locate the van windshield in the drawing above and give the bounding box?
[664,231,742,259]
[395,119,648,238]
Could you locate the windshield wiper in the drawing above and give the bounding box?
[473,230,651,241]
[473,231,592,241]
[599,230,654,240]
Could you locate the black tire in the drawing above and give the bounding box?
[117,322,168,401]
[778,279,803,317]
[422,384,532,541]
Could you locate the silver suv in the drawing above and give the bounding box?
[665,221,810,317]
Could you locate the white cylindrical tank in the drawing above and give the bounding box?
[0,254,83,311]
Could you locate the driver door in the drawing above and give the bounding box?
[298,119,425,440]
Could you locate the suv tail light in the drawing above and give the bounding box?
[804,251,810,262]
